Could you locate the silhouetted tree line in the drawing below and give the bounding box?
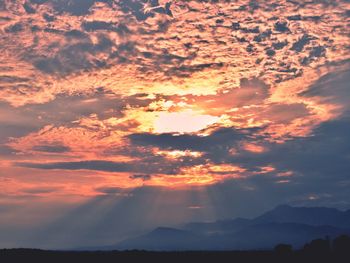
[0,235,349,262]
[274,234,350,256]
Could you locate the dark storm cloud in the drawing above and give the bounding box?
[129,127,259,152]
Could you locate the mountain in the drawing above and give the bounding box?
[106,205,350,251]
[226,223,348,250]
[182,217,252,235]
[115,223,350,251]
[182,205,350,236]
[117,227,203,251]
[254,205,350,228]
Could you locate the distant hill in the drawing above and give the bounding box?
[182,217,252,235]
[254,205,350,228]
[117,227,203,251]
[112,205,350,251]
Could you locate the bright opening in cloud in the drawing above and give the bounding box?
[153,110,219,133]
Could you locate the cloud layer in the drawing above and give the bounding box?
[0,0,349,248]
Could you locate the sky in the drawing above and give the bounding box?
[0,0,350,249]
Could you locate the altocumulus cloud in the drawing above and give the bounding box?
[14,159,179,175]
[128,127,260,152]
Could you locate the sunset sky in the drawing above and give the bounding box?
[0,0,350,249]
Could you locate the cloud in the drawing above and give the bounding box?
[301,67,350,112]
[1,0,346,110]
[94,186,132,195]
[129,127,258,152]
[172,77,270,115]
[0,0,348,224]
[274,21,290,32]
[301,45,326,65]
[0,145,18,156]
[130,174,152,181]
[258,103,310,123]
[51,0,97,16]
[21,186,60,194]
[16,160,131,172]
[290,34,316,52]
[82,21,117,32]
[23,1,36,14]
[19,91,126,123]
[228,117,350,185]
[118,0,174,21]
[33,35,114,75]
[14,159,179,175]
[31,144,70,153]
[4,22,24,33]
[0,117,39,143]
[164,62,225,78]
[0,90,128,144]
[0,75,30,83]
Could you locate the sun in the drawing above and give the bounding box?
[153,110,219,134]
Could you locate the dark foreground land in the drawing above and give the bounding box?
[2,235,350,262]
[1,249,349,263]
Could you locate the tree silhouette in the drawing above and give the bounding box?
[333,235,350,255]
[303,237,331,255]
[274,244,293,255]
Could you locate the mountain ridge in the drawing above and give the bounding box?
[85,205,350,251]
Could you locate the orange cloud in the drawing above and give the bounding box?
[1,0,349,193]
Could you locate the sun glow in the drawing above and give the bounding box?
[153,110,219,134]
[156,150,204,159]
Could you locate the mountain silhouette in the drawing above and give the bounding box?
[226,223,348,250]
[117,227,203,251]
[182,217,252,235]
[112,205,350,251]
[254,205,350,228]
